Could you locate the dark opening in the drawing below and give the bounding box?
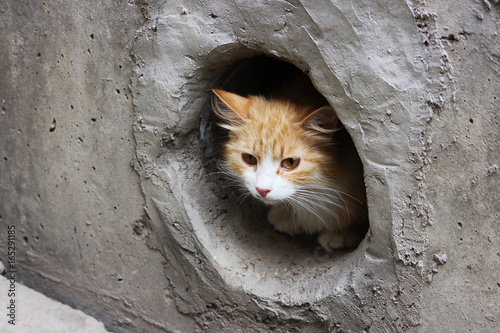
[202,55,368,252]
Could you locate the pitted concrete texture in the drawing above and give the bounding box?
[0,0,499,332]
[131,1,432,331]
[0,275,109,333]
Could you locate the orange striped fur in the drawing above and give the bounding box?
[212,78,367,250]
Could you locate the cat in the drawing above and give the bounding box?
[212,75,368,250]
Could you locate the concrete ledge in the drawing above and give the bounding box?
[0,274,109,333]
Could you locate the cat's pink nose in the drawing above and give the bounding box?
[256,187,271,198]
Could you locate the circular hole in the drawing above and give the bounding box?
[199,55,369,299]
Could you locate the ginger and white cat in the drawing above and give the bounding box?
[212,76,367,250]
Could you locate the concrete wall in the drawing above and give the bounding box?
[0,0,498,332]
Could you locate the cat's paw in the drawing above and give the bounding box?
[318,230,363,251]
[267,206,303,235]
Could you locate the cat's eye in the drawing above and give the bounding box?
[242,153,257,166]
[281,158,300,170]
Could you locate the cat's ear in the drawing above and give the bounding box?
[212,89,250,126]
[300,106,338,135]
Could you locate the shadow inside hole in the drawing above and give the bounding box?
[200,55,368,270]
[201,56,319,243]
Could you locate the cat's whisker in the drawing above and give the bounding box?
[337,193,351,224]
[291,189,356,229]
[206,169,257,209]
[285,196,329,228]
[294,190,341,205]
[301,185,363,204]
[236,194,251,208]
[296,196,340,222]
[220,184,246,190]
[209,170,243,185]
[294,190,346,212]
[203,171,232,179]
[286,200,326,228]
[299,187,354,202]
[295,187,360,224]
[304,194,351,222]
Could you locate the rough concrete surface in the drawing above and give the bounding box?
[0,0,499,332]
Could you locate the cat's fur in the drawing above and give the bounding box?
[212,75,368,250]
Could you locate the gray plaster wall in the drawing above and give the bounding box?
[0,0,498,332]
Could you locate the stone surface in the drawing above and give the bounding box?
[0,274,109,333]
[0,0,498,332]
[0,1,198,332]
[411,1,500,330]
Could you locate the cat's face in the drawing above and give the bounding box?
[213,89,338,204]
